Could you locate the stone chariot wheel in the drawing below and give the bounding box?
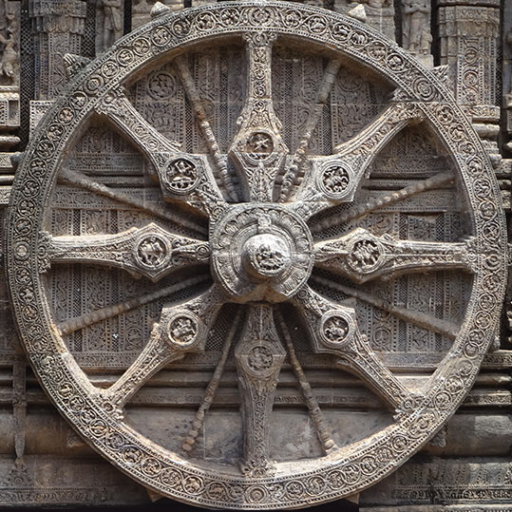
[6,1,507,508]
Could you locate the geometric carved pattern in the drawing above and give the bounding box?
[6,2,507,509]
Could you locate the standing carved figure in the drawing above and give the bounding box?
[402,0,431,54]
[0,13,17,80]
[97,0,123,52]
[507,29,512,97]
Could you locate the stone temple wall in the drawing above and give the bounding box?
[0,0,510,509]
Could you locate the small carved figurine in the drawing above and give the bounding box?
[402,0,431,55]
[348,0,391,9]
[97,0,123,52]
[0,12,17,81]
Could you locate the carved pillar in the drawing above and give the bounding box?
[437,0,499,107]
[0,0,20,150]
[29,0,87,101]
[502,1,512,155]
[438,0,503,200]
[503,0,512,347]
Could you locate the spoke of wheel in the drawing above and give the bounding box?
[295,100,425,215]
[311,275,459,339]
[293,285,415,411]
[174,56,238,202]
[58,274,210,336]
[314,227,476,283]
[278,58,343,202]
[102,285,224,408]
[94,86,226,215]
[310,171,454,233]
[276,309,338,455]
[182,308,242,453]
[102,324,182,408]
[59,168,207,236]
[333,101,424,157]
[234,304,285,476]
[229,32,288,201]
[336,330,414,411]
[95,85,181,158]
[41,223,210,281]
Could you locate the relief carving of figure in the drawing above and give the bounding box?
[97,0,123,52]
[0,7,17,82]
[402,0,432,55]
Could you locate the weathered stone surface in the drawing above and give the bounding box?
[360,457,512,507]
[0,0,509,509]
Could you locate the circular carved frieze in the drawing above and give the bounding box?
[135,234,170,270]
[247,345,275,374]
[347,237,384,273]
[318,163,352,199]
[320,313,352,347]
[246,132,274,159]
[165,158,199,194]
[148,71,178,100]
[6,1,507,509]
[167,314,199,346]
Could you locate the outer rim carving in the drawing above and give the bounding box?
[6,1,507,509]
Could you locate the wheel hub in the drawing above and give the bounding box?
[211,204,313,303]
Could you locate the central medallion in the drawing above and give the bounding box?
[211,204,313,303]
[242,233,291,279]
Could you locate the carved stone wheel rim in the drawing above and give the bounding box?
[6,1,507,509]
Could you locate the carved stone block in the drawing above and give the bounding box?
[29,99,53,138]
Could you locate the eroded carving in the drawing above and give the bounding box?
[402,0,431,57]
[0,10,17,82]
[96,0,124,54]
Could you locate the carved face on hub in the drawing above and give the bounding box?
[211,205,313,303]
